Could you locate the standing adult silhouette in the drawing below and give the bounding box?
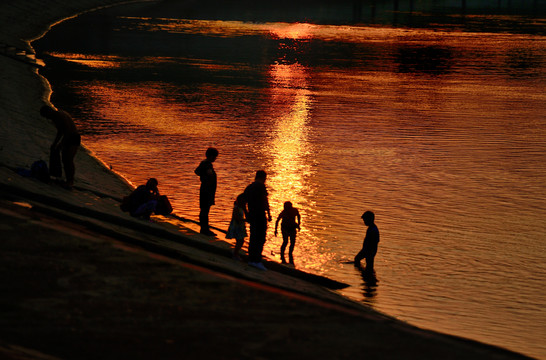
[243,170,272,270]
[40,105,80,189]
[195,147,218,236]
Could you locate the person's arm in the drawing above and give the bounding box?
[240,189,249,221]
[296,210,301,230]
[194,161,203,176]
[235,206,245,222]
[197,162,214,184]
[274,213,281,236]
[243,206,249,222]
[264,188,272,222]
[51,130,63,150]
[50,113,64,150]
[354,226,369,264]
[371,225,380,245]
[362,226,379,250]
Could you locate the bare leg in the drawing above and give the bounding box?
[233,238,244,260]
[280,233,288,264]
[288,233,296,264]
[365,256,375,272]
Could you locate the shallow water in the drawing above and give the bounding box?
[34,3,546,358]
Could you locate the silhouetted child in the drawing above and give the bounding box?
[226,194,248,261]
[275,201,301,265]
[354,211,380,272]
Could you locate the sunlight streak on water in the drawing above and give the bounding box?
[264,62,331,269]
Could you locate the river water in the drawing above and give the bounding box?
[34,2,546,358]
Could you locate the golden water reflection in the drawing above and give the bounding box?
[266,63,312,212]
[50,52,122,68]
[263,61,335,271]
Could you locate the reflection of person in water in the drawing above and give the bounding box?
[40,105,81,189]
[357,264,378,300]
[195,147,218,236]
[354,211,380,272]
[274,201,301,265]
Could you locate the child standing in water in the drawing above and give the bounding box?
[226,194,248,260]
[354,211,380,272]
[274,201,301,265]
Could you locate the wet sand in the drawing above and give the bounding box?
[0,1,534,359]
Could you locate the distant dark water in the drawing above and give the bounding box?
[34,1,546,358]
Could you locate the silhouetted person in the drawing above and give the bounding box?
[40,105,80,189]
[127,178,160,220]
[354,211,380,272]
[274,201,301,265]
[226,194,248,261]
[243,170,272,271]
[195,147,218,236]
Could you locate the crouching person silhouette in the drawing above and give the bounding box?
[124,178,160,220]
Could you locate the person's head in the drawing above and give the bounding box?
[146,178,158,191]
[255,170,267,183]
[283,201,293,211]
[361,211,375,226]
[235,193,246,206]
[206,147,219,162]
[40,105,56,119]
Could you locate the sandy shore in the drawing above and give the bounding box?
[0,1,534,359]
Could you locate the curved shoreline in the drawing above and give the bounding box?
[0,1,535,359]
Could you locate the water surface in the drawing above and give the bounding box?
[34,3,546,358]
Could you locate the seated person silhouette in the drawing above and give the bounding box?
[126,178,160,220]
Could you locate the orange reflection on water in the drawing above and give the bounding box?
[269,23,314,40]
[128,17,271,38]
[265,62,325,268]
[267,65,313,206]
[50,53,122,68]
[83,82,226,137]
